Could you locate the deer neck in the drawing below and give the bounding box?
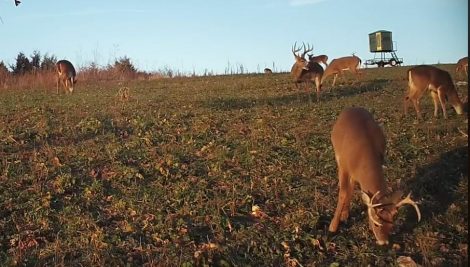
[356,160,387,197]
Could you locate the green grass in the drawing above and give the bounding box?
[0,65,468,266]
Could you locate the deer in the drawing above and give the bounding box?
[264,68,273,74]
[321,54,362,87]
[329,107,421,246]
[56,60,77,94]
[307,53,328,67]
[455,56,468,78]
[404,65,465,120]
[290,42,324,101]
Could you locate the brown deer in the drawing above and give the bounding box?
[455,56,468,78]
[329,107,421,246]
[321,54,361,86]
[56,60,77,94]
[404,65,465,119]
[264,68,273,74]
[307,53,328,67]
[290,42,324,101]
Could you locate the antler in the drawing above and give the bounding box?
[395,193,421,222]
[362,191,384,226]
[301,43,313,59]
[292,42,302,57]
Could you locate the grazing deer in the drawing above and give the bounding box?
[56,60,77,94]
[290,42,324,101]
[455,56,468,78]
[329,107,421,246]
[321,55,362,86]
[264,68,273,74]
[404,65,464,119]
[307,53,329,67]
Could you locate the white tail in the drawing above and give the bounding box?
[321,55,361,86]
[404,65,464,119]
[56,60,77,94]
[329,107,420,246]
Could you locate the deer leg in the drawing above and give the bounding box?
[69,77,74,93]
[403,96,411,116]
[429,91,440,118]
[315,76,322,101]
[340,179,354,221]
[56,76,60,94]
[436,88,448,119]
[411,97,422,120]
[62,79,67,94]
[354,68,362,82]
[332,73,338,87]
[64,79,69,94]
[329,168,350,232]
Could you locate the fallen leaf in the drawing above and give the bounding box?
[397,256,419,267]
[52,156,62,167]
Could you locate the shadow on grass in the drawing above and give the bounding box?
[407,145,468,217]
[392,145,468,264]
[204,79,390,111]
[324,78,389,99]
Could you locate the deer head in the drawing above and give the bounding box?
[291,42,310,71]
[362,190,421,245]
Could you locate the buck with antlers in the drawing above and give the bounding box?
[455,56,468,78]
[321,54,362,86]
[404,65,465,119]
[307,53,328,67]
[290,42,324,101]
[56,60,77,94]
[329,107,421,245]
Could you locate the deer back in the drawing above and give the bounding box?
[56,60,77,80]
[331,107,386,193]
[408,65,453,89]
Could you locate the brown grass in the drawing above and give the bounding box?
[0,64,467,266]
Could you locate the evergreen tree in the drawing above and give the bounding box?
[41,53,57,71]
[30,50,41,70]
[11,52,33,75]
[0,61,9,75]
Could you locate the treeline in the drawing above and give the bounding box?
[0,51,139,77]
[0,51,161,90]
[1,50,216,90]
[0,51,56,75]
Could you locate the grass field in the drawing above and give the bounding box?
[0,64,468,266]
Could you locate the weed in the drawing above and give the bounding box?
[0,65,467,266]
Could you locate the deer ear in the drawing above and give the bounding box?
[389,190,404,204]
[361,191,371,204]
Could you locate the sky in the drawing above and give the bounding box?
[1,0,468,75]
